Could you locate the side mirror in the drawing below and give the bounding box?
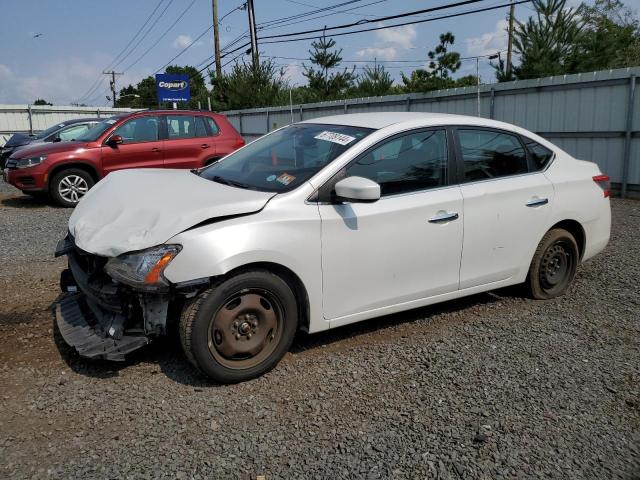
[52,136,61,143]
[107,134,123,146]
[334,176,381,203]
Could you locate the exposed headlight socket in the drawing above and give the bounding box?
[104,245,182,291]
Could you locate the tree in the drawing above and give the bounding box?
[427,32,461,79]
[211,59,289,110]
[116,65,210,109]
[401,32,474,93]
[355,64,394,97]
[33,98,52,106]
[574,0,640,70]
[303,35,355,101]
[510,0,585,79]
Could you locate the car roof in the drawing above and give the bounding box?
[300,112,523,131]
[60,118,101,124]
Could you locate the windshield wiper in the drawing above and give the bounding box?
[210,175,257,190]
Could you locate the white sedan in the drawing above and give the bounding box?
[55,112,611,383]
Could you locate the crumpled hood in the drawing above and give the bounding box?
[4,133,35,148]
[69,169,276,257]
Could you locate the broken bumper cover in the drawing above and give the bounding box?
[56,293,149,361]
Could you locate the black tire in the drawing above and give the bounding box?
[50,168,94,207]
[179,269,298,383]
[525,228,579,300]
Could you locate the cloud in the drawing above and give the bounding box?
[355,47,398,61]
[0,57,146,106]
[172,34,202,49]
[464,19,509,57]
[281,63,305,86]
[374,24,416,49]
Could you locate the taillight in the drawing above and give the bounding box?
[592,174,610,198]
[233,137,245,149]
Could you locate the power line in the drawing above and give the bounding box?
[259,0,532,45]
[154,25,213,74]
[123,0,197,72]
[107,0,167,71]
[77,0,173,103]
[259,0,487,40]
[112,0,175,69]
[259,0,365,29]
[259,0,386,32]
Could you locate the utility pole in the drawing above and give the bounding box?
[103,70,123,108]
[506,1,515,79]
[247,0,259,70]
[212,0,222,78]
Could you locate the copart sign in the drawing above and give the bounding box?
[155,73,191,102]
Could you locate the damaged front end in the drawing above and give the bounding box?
[54,234,206,361]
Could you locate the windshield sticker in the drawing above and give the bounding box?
[276,173,296,186]
[314,131,356,146]
[266,174,277,182]
[58,124,65,128]
[105,119,117,124]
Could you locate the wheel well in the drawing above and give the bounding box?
[219,262,311,332]
[550,219,586,259]
[48,162,100,190]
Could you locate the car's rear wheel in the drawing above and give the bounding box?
[50,169,94,207]
[526,228,579,299]
[179,270,298,383]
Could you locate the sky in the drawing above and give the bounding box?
[0,0,638,106]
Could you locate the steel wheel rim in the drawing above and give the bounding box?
[58,175,88,203]
[208,289,284,370]
[539,240,574,292]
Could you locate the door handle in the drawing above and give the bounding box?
[151,147,161,152]
[526,197,549,207]
[201,143,210,149]
[428,212,459,223]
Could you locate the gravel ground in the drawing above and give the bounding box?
[0,187,638,480]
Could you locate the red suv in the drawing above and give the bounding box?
[3,110,245,206]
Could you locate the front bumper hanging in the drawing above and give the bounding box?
[56,293,149,361]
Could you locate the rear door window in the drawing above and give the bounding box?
[167,115,195,139]
[195,116,208,137]
[457,129,528,182]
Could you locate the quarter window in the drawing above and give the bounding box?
[112,116,160,144]
[205,117,220,134]
[346,129,448,196]
[167,115,195,139]
[458,129,528,181]
[524,138,554,170]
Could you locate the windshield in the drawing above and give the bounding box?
[200,123,373,192]
[74,117,119,142]
[35,123,67,139]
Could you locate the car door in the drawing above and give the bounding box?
[454,127,555,289]
[163,115,214,169]
[101,115,164,173]
[317,128,463,321]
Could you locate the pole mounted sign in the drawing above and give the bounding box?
[155,73,191,102]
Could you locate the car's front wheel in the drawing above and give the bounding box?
[526,228,579,299]
[179,270,298,383]
[50,168,94,207]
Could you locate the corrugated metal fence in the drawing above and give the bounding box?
[223,67,640,196]
[0,105,137,145]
